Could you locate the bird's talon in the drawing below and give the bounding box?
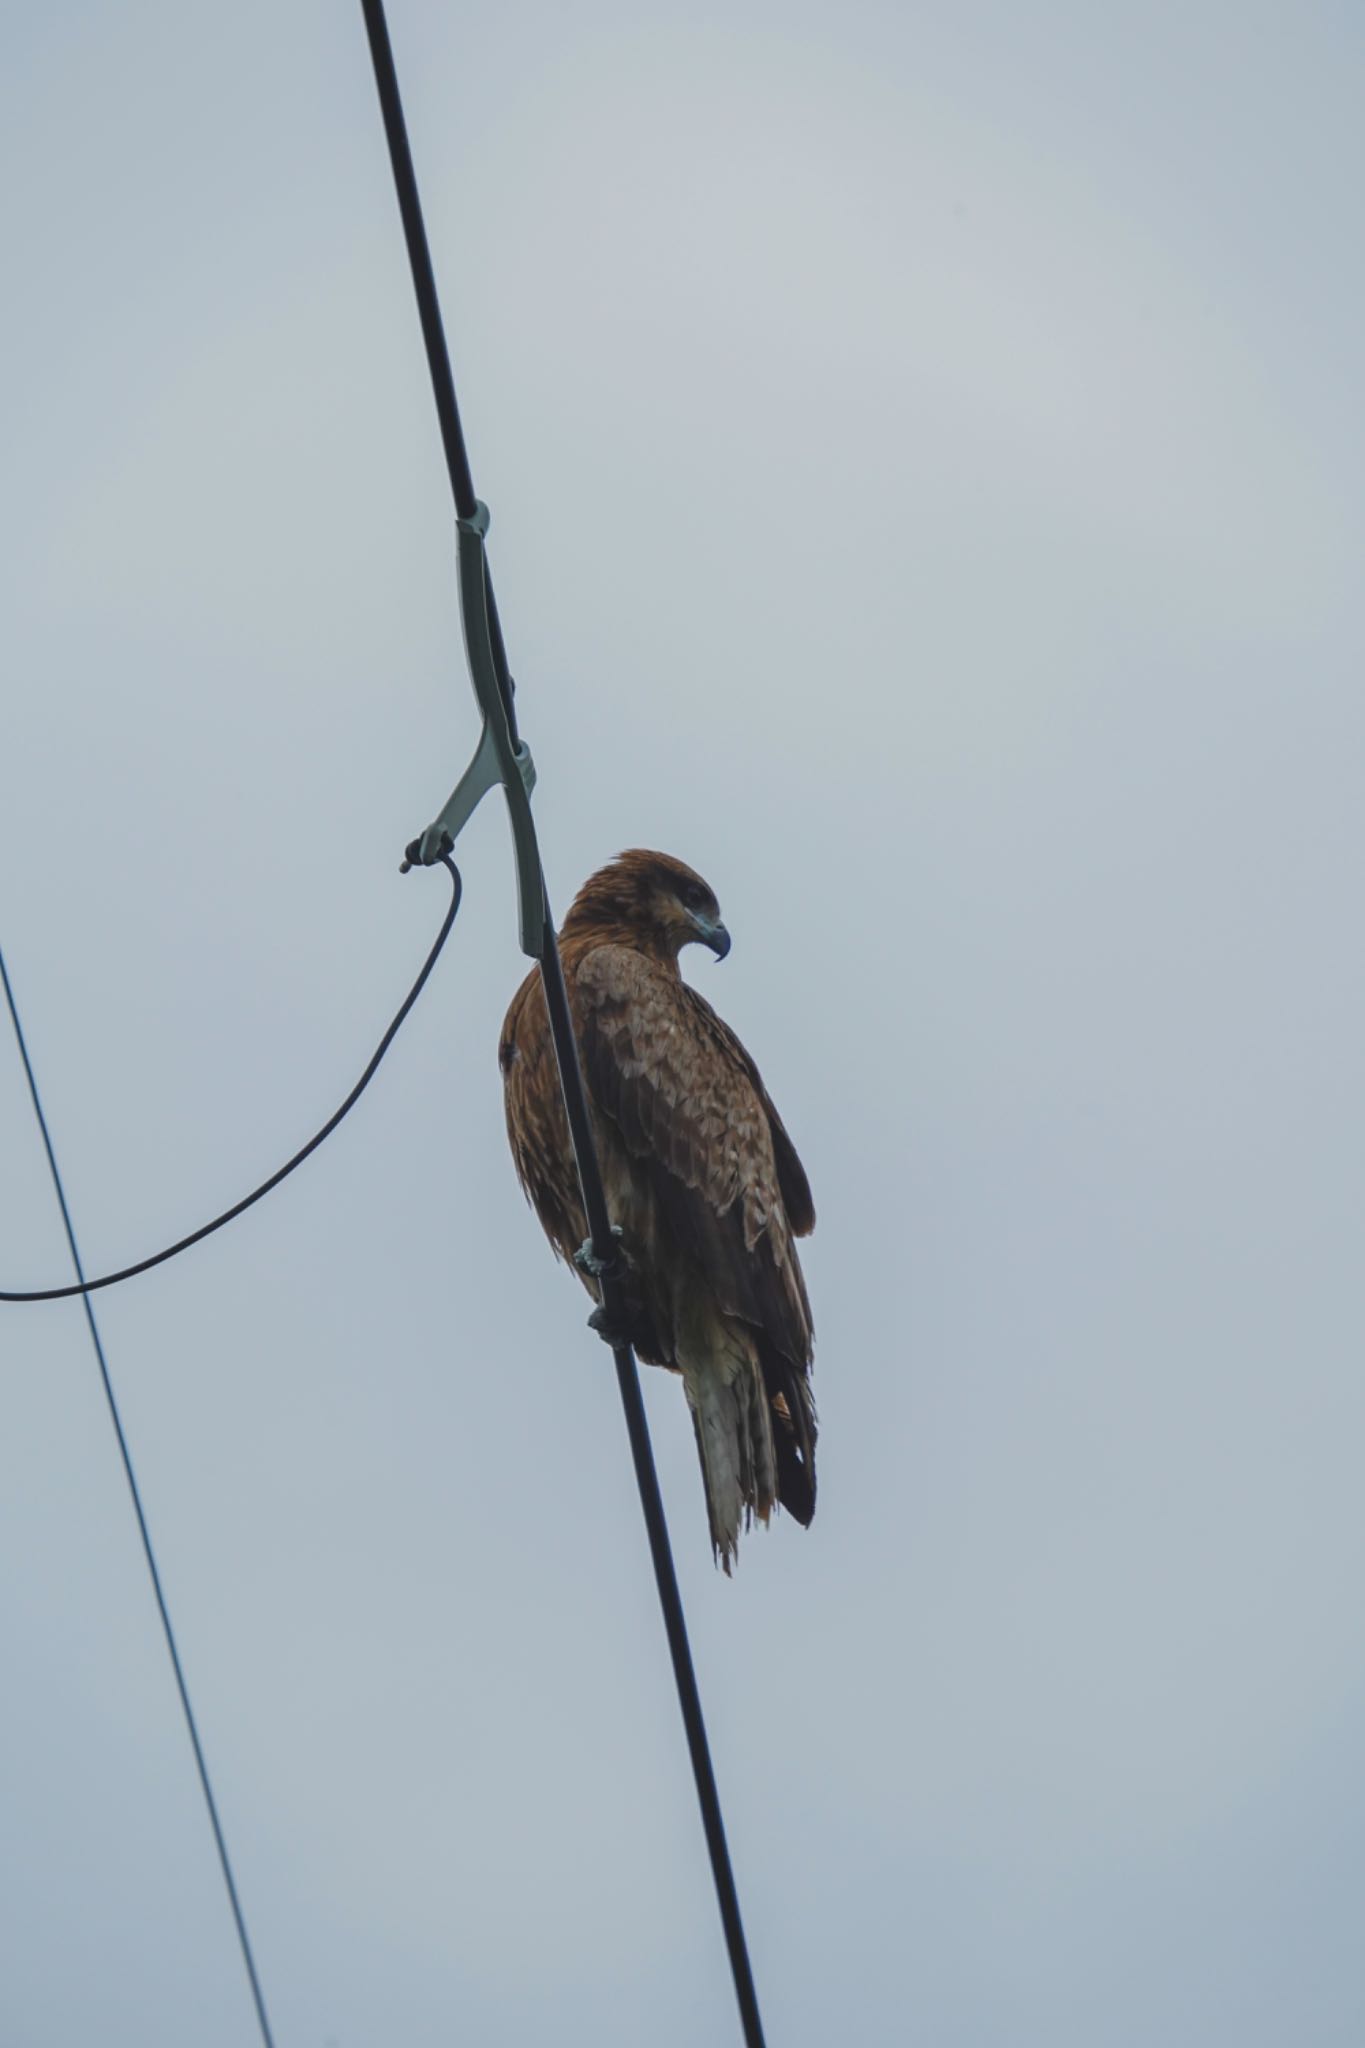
[574,1226,625,1279]
[588,1304,636,1349]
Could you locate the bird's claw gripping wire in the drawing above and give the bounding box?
[574,1225,626,1282]
[577,1230,639,1350]
[587,1302,641,1349]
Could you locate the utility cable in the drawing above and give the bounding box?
[2,854,462,1303]
[359,7,769,2042]
[0,946,277,2048]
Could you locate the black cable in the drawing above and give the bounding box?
[359,11,768,2042]
[1,855,462,1303]
[537,925,769,2048]
[359,0,477,523]
[0,949,278,2048]
[358,0,520,753]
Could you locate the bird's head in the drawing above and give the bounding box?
[561,849,731,966]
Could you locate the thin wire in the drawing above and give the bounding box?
[0,948,277,2048]
[358,9,768,2041]
[1,855,462,1303]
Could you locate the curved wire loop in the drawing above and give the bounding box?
[0,857,462,1304]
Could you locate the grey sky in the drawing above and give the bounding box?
[3,3,1363,2043]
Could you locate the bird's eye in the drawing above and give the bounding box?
[683,882,707,910]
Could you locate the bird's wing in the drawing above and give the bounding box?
[500,966,585,1266]
[575,945,813,1369]
[686,996,815,1237]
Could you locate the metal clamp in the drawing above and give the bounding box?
[401,500,547,957]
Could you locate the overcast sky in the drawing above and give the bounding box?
[3,4,1364,2044]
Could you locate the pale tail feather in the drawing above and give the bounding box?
[680,1316,779,1573]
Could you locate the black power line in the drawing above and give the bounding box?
[0,947,277,2048]
[358,6,770,2043]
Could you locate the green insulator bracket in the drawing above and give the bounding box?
[401,500,546,957]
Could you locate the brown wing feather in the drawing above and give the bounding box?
[500,966,586,1266]
[574,947,814,1375]
[684,998,815,1237]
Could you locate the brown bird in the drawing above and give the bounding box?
[499,850,817,1569]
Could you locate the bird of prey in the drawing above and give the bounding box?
[499,849,816,1569]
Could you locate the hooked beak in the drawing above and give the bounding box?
[691,913,731,961]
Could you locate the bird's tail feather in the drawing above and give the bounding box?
[680,1318,779,1574]
[766,1352,818,1528]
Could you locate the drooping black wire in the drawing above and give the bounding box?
[1,855,462,1303]
[0,948,277,2048]
[358,10,768,2043]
